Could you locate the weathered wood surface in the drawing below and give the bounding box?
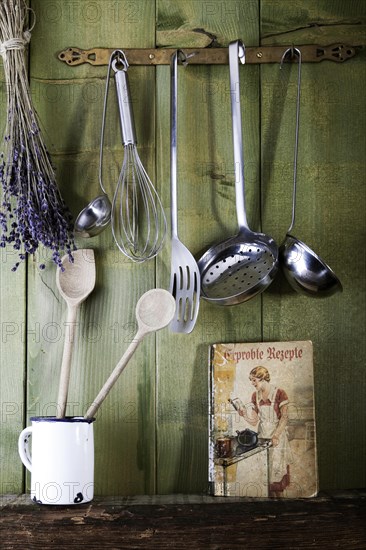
[1,492,365,549]
[260,0,366,491]
[0,0,365,498]
[0,61,26,496]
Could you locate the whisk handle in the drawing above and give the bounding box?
[115,68,137,146]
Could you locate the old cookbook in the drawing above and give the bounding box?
[209,341,318,498]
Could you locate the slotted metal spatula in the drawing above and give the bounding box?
[169,51,200,333]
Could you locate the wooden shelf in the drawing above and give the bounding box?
[1,491,365,548]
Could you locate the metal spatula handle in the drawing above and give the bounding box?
[170,50,179,239]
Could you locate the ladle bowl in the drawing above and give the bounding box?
[74,194,112,238]
[280,235,342,297]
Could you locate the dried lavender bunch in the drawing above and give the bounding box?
[0,0,75,271]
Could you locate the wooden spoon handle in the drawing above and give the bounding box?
[85,328,146,419]
[56,305,78,418]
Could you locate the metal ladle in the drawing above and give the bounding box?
[279,47,342,297]
[74,52,123,237]
[197,40,278,305]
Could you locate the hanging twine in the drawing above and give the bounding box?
[0,31,31,57]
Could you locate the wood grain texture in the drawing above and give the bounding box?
[260,0,366,490]
[0,492,365,549]
[0,250,25,496]
[0,60,26,496]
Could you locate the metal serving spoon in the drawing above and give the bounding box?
[279,47,342,297]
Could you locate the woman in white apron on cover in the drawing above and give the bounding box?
[239,366,293,497]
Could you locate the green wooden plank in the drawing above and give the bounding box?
[260,0,366,44]
[30,0,154,80]
[261,0,366,490]
[26,0,157,496]
[0,55,26,496]
[155,0,262,494]
[0,251,26,496]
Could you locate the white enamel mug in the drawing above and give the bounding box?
[18,416,95,505]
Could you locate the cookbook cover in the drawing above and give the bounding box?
[209,341,318,498]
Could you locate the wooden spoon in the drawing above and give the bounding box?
[84,288,175,419]
[56,249,96,418]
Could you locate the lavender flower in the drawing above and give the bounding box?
[0,0,76,271]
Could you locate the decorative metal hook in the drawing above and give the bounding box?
[280,45,301,67]
[238,39,246,64]
[177,49,198,66]
[111,49,129,72]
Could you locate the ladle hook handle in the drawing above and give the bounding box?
[229,40,249,232]
[280,46,302,234]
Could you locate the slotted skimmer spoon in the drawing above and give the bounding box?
[169,50,200,332]
[279,47,342,297]
[198,40,278,306]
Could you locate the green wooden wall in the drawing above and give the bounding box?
[1,0,365,496]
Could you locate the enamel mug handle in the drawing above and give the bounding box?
[18,427,32,472]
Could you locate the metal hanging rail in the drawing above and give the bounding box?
[58,44,360,67]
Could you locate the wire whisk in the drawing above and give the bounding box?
[110,51,166,262]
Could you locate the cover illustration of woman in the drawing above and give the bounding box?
[238,366,294,497]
